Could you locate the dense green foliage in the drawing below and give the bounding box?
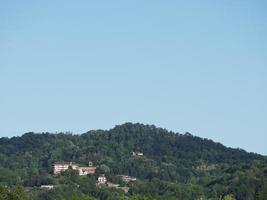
[0,123,266,200]
[0,185,30,200]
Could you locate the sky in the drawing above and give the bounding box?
[0,1,266,155]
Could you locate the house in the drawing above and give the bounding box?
[53,162,79,175]
[78,161,96,176]
[116,174,137,182]
[131,151,143,156]
[97,174,107,184]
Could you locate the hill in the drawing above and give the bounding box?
[0,123,266,200]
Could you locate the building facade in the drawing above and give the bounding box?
[53,162,79,175]
[97,174,107,184]
[53,161,95,176]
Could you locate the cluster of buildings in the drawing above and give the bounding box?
[53,160,137,193]
[97,174,130,193]
[96,174,136,185]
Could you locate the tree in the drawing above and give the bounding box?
[222,194,236,200]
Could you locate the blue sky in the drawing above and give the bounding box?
[0,1,267,154]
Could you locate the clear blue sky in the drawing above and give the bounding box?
[0,1,266,155]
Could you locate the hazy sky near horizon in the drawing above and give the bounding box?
[0,1,267,154]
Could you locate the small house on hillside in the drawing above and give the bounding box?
[116,174,137,182]
[97,174,107,185]
[131,151,143,156]
[40,185,54,190]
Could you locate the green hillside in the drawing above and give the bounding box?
[0,123,266,200]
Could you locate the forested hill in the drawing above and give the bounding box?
[85,122,261,163]
[0,123,266,200]
[0,123,261,170]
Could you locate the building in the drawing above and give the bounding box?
[116,174,137,182]
[40,185,54,190]
[131,152,143,156]
[53,162,79,175]
[78,161,96,176]
[53,161,95,176]
[97,174,107,184]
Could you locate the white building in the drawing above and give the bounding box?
[116,175,137,182]
[98,174,107,184]
[132,152,143,156]
[40,185,54,190]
